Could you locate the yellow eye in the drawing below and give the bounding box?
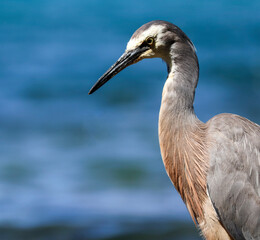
[146,37,154,45]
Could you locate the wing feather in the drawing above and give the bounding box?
[206,113,260,240]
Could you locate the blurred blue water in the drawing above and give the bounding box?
[0,0,259,239]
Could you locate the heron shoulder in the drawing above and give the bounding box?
[206,113,260,146]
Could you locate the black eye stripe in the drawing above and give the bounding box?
[139,41,150,48]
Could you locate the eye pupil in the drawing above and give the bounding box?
[146,37,153,45]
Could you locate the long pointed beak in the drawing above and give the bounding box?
[88,46,149,94]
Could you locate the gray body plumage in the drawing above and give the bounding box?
[89,20,260,240]
[207,114,260,239]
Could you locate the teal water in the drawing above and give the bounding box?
[0,0,259,239]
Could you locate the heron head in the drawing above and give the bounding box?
[89,20,195,94]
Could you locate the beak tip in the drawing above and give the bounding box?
[88,85,97,95]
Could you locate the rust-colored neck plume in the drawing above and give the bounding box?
[159,112,208,223]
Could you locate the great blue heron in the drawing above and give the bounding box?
[89,20,260,240]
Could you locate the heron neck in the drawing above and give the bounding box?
[160,47,199,118]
